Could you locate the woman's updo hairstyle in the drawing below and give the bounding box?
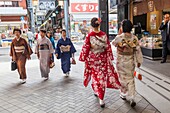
[91,17,100,28]
[122,19,133,33]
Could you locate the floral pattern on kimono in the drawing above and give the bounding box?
[79,31,121,100]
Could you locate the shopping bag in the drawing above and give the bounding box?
[134,68,142,80]
[50,62,55,68]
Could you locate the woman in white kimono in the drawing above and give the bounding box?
[35,29,54,80]
[112,20,143,107]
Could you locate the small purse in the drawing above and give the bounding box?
[49,56,55,68]
[50,62,55,68]
[11,61,17,71]
[71,58,76,65]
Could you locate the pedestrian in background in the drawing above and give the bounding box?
[55,29,76,77]
[22,31,28,43]
[27,29,34,47]
[10,28,33,84]
[54,27,61,41]
[35,29,54,80]
[47,31,55,67]
[79,17,121,108]
[112,19,143,107]
[159,14,170,63]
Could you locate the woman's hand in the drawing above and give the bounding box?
[56,54,58,58]
[137,63,141,68]
[27,56,31,60]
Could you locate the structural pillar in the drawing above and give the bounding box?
[98,0,109,36]
[64,0,69,37]
[27,0,35,33]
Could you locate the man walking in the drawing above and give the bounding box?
[159,14,170,63]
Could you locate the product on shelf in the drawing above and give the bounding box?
[139,35,162,49]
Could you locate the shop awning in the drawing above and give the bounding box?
[0,7,27,16]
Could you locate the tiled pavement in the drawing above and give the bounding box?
[0,55,160,113]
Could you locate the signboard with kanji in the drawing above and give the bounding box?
[39,0,55,10]
[71,3,98,13]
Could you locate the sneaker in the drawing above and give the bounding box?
[21,79,26,84]
[44,77,49,81]
[94,94,98,97]
[130,99,136,107]
[99,99,105,108]
[120,94,126,100]
[65,72,69,77]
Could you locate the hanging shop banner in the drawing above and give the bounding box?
[39,0,55,10]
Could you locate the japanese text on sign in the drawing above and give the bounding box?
[71,3,98,13]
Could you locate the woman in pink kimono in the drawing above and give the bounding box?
[112,20,143,107]
[79,17,121,108]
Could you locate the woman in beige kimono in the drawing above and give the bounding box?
[35,29,54,80]
[10,28,33,84]
[112,20,143,107]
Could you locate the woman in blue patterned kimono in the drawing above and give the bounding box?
[55,29,76,77]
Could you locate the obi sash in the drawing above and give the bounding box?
[39,44,49,50]
[60,45,71,52]
[14,46,25,53]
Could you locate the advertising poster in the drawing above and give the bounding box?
[150,14,156,30]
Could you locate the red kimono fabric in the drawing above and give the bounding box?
[79,31,121,100]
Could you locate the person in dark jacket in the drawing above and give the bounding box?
[159,14,170,63]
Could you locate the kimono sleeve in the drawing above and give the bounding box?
[10,41,14,57]
[106,35,114,61]
[23,39,33,58]
[10,40,16,61]
[48,39,54,54]
[55,40,61,59]
[79,34,90,62]
[69,39,76,54]
[134,36,143,64]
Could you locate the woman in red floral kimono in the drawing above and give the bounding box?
[79,17,121,108]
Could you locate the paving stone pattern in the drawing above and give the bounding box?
[0,53,160,113]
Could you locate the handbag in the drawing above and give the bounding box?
[49,55,55,68]
[71,58,76,65]
[11,61,17,71]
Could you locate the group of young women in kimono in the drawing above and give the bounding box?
[10,17,143,109]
